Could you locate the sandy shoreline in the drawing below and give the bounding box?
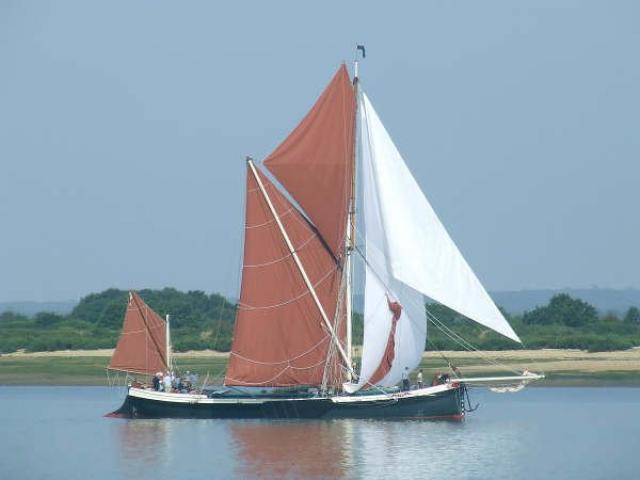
[1,348,230,358]
[3,348,640,375]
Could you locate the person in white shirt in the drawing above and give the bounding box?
[163,371,173,392]
[401,367,410,391]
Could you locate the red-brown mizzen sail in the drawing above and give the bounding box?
[224,166,345,387]
[109,291,167,375]
[264,64,355,258]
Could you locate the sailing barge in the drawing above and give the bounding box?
[108,54,541,420]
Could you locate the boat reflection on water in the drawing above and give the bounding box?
[229,416,522,479]
[230,420,353,479]
[112,419,235,479]
[114,420,174,468]
[110,413,523,479]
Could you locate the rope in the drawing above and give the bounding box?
[238,265,338,311]
[210,294,229,353]
[243,232,318,268]
[224,363,320,386]
[426,310,523,375]
[352,240,525,377]
[229,335,330,366]
[245,206,295,229]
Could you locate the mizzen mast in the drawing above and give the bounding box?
[165,314,172,372]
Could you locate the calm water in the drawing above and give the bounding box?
[0,386,638,479]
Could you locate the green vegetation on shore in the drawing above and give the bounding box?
[1,354,638,386]
[0,356,229,386]
[427,295,640,352]
[1,288,639,354]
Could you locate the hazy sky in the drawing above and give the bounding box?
[1,1,638,302]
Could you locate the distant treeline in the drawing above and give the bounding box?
[1,289,639,354]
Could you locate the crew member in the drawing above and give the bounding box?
[152,372,161,391]
[401,367,410,391]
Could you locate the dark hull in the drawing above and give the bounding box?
[108,385,464,421]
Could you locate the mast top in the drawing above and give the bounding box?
[354,44,366,83]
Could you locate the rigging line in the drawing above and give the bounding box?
[324,266,350,389]
[509,335,546,379]
[245,206,295,229]
[131,294,169,369]
[353,219,527,375]
[210,293,228,354]
[243,232,319,268]
[263,164,346,265]
[354,244,522,375]
[503,310,546,377]
[356,236,521,375]
[426,312,480,354]
[426,310,493,359]
[224,365,299,386]
[426,312,522,375]
[118,322,165,335]
[289,357,331,371]
[427,316,497,369]
[352,215,522,375]
[339,361,401,397]
[230,335,330,365]
[427,321,498,374]
[238,265,339,311]
[353,246,425,333]
[426,337,459,371]
[227,159,248,354]
[118,328,154,335]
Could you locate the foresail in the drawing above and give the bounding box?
[264,65,355,258]
[224,165,345,387]
[359,92,520,343]
[345,98,426,393]
[109,291,168,375]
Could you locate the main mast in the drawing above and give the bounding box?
[345,45,365,381]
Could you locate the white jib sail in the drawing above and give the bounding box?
[345,92,426,393]
[359,91,520,343]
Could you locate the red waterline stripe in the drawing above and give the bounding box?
[410,413,464,422]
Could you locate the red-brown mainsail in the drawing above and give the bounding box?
[224,166,345,386]
[264,64,355,258]
[109,291,167,375]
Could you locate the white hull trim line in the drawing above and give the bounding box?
[127,384,457,406]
